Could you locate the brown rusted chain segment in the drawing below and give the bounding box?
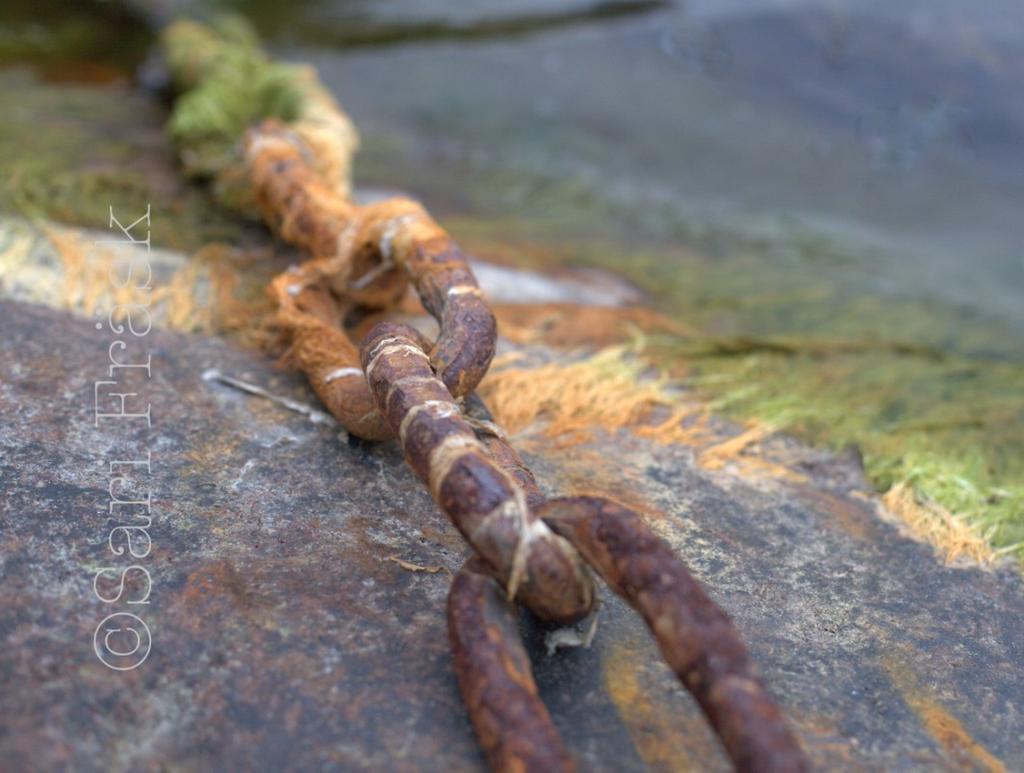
[343,197,498,398]
[246,123,409,309]
[458,391,812,768]
[169,26,802,771]
[540,496,809,773]
[449,558,575,773]
[401,231,496,398]
[251,126,803,761]
[361,322,594,625]
[462,393,546,511]
[245,121,497,398]
[266,274,391,439]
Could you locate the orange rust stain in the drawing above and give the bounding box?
[182,432,242,478]
[884,656,1006,773]
[911,696,1007,773]
[554,448,667,522]
[174,560,266,635]
[785,712,863,770]
[180,559,252,607]
[603,640,704,771]
[795,487,876,541]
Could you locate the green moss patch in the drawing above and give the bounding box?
[163,17,303,185]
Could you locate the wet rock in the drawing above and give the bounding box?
[1,297,1021,771]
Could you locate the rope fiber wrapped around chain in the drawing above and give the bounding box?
[162,19,809,772]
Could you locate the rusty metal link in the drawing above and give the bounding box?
[462,393,546,510]
[278,284,393,440]
[360,321,595,625]
[448,557,575,773]
[454,404,810,771]
[540,496,809,773]
[245,121,497,438]
[279,187,810,770]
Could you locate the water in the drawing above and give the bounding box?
[233,0,1024,337]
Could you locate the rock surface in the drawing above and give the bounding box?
[1,297,1021,771]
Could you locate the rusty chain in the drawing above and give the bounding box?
[238,118,808,771]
